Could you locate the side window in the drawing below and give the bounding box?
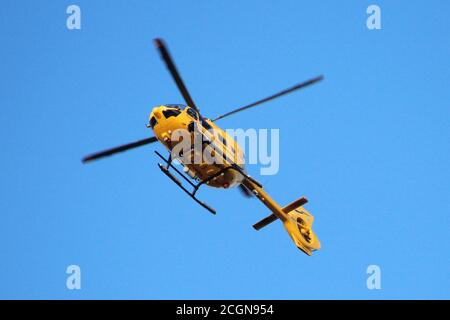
[219,134,227,146]
[186,107,199,120]
[201,119,212,130]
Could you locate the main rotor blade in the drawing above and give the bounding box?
[212,75,324,121]
[82,136,158,163]
[153,38,199,113]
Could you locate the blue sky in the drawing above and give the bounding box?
[0,0,449,299]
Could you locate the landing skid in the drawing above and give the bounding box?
[155,150,261,215]
[155,151,216,214]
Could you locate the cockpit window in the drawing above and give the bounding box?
[149,116,157,128]
[165,104,186,109]
[162,109,181,119]
[186,107,199,120]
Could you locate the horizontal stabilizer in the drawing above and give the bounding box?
[253,197,308,230]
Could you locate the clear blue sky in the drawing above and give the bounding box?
[1,0,449,299]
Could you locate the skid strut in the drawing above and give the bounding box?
[155,151,216,214]
[155,150,261,215]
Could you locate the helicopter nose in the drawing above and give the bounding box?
[148,107,164,128]
[153,107,163,119]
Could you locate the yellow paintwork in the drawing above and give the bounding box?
[150,105,245,188]
[149,105,320,255]
[242,179,320,255]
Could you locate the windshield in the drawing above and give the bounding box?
[165,104,186,109]
[162,109,181,119]
[149,116,157,128]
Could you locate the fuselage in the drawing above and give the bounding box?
[148,104,246,189]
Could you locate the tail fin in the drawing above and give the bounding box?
[253,196,321,255]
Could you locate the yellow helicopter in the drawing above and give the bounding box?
[83,38,324,255]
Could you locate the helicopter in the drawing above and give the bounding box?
[82,38,323,255]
